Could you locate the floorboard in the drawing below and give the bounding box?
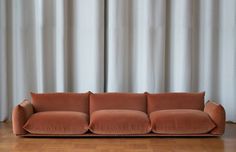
[0,122,236,152]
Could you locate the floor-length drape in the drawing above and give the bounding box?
[0,0,235,122]
[0,0,105,121]
[107,0,166,92]
[106,0,236,122]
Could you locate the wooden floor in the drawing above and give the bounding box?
[0,122,236,152]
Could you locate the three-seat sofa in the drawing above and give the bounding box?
[12,92,225,137]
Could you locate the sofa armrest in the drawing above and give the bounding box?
[12,99,34,135]
[204,101,225,135]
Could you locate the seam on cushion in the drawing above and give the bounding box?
[206,113,217,132]
[23,122,89,135]
[89,123,151,135]
[88,91,92,120]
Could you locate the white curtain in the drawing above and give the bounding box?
[0,0,235,122]
[107,0,236,121]
[0,0,105,121]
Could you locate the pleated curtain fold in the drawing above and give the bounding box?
[0,0,235,122]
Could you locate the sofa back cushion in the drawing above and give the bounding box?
[147,92,205,114]
[31,92,89,114]
[90,93,146,114]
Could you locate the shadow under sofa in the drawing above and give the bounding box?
[12,92,225,137]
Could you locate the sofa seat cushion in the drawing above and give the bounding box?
[23,111,89,135]
[150,109,216,134]
[89,110,151,134]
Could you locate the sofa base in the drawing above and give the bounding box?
[19,133,220,137]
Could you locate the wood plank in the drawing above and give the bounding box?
[0,122,236,152]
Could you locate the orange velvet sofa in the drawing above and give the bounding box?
[12,92,225,137]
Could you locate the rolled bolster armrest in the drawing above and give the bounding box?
[12,99,34,135]
[204,101,225,135]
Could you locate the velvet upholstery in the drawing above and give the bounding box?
[150,109,216,134]
[90,93,146,114]
[147,92,205,114]
[12,92,225,137]
[89,110,151,134]
[31,92,89,113]
[204,101,226,135]
[12,100,34,135]
[23,111,88,135]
